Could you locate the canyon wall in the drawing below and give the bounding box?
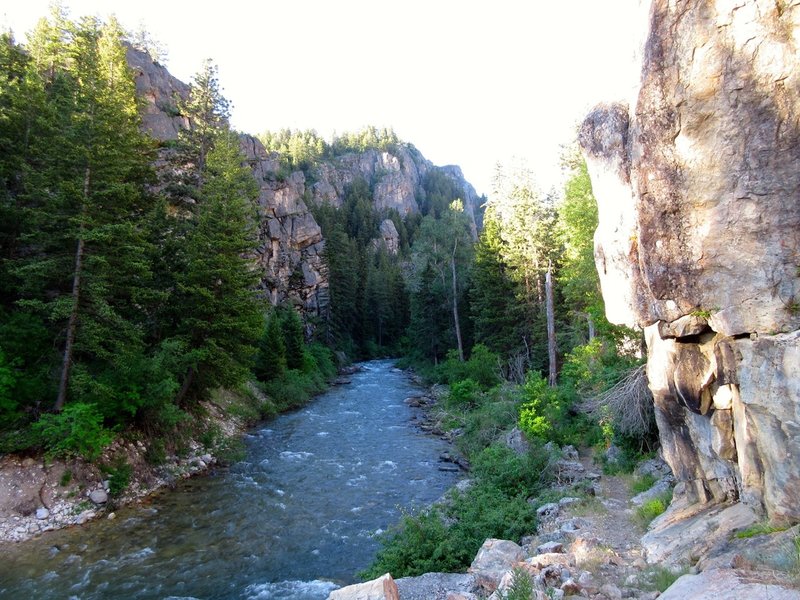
[127,46,480,317]
[580,0,800,523]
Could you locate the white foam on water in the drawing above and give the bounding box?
[316,431,329,437]
[346,474,366,486]
[244,579,338,600]
[279,451,314,461]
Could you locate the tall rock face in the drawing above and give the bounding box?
[309,146,482,239]
[581,0,800,524]
[127,47,481,318]
[127,46,327,315]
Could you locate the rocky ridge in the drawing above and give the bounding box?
[579,0,800,568]
[128,46,481,317]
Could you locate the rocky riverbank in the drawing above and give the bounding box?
[0,397,241,544]
[332,443,800,599]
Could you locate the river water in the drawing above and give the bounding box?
[0,361,458,599]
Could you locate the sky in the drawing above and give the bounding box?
[1,1,642,198]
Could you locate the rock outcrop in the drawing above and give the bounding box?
[580,0,800,538]
[128,46,481,318]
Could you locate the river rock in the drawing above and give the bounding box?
[580,0,800,527]
[327,573,399,600]
[89,489,108,505]
[468,539,525,593]
[659,568,800,600]
[35,508,49,520]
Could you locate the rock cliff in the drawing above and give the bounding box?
[580,0,800,533]
[127,46,481,317]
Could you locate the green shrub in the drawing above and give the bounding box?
[144,439,167,466]
[447,378,481,409]
[634,491,672,528]
[33,402,114,461]
[59,469,73,486]
[363,480,538,579]
[502,567,536,600]
[631,473,657,494]
[436,344,500,390]
[101,458,132,497]
[453,388,521,459]
[472,443,552,498]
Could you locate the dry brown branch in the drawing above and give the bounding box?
[581,364,654,437]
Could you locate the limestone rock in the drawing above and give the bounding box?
[395,572,477,600]
[658,568,800,600]
[536,541,564,554]
[630,478,673,507]
[468,539,525,592]
[580,0,800,525]
[35,508,49,520]
[89,489,108,505]
[376,219,400,255]
[642,500,758,566]
[504,426,530,456]
[327,573,399,600]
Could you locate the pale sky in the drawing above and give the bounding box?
[1,1,641,197]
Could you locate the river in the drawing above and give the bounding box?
[0,360,459,599]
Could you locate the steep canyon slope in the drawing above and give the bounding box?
[127,46,481,317]
[580,0,800,552]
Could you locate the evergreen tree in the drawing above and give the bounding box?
[280,306,305,370]
[254,311,286,381]
[6,15,157,412]
[469,212,523,358]
[170,128,262,402]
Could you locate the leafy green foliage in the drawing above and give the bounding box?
[501,567,536,600]
[33,402,113,460]
[630,473,657,494]
[633,491,672,529]
[101,457,132,497]
[363,443,544,579]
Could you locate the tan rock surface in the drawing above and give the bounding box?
[581,0,800,527]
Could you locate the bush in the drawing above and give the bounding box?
[472,443,552,498]
[33,402,114,461]
[364,441,549,580]
[634,491,672,528]
[101,458,132,497]
[502,567,535,600]
[453,387,522,459]
[631,473,657,494]
[447,378,481,409]
[436,344,500,390]
[362,480,538,579]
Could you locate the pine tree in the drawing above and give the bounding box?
[254,311,286,381]
[469,212,523,358]
[6,15,157,412]
[171,129,262,402]
[280,306,305,370]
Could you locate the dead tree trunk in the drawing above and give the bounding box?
[545,261,557,387]
[452,238,464,362]
[55,166,91,412]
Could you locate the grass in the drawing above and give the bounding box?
[630,473,657,494]
[638,565,687,592]
[734,522,789,539]
[633,490,672,529]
